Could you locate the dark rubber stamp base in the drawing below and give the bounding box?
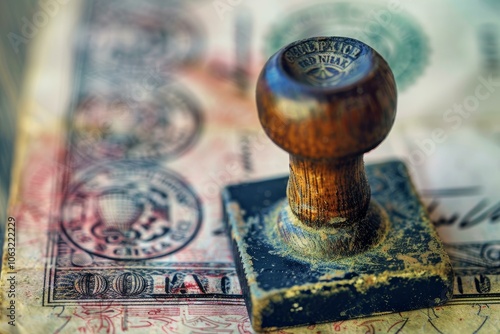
[222,160,453,331]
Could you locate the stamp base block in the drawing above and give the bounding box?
[223,161,454,331]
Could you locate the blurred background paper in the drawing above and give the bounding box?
[0,1,38,258]
[1,0,500,333]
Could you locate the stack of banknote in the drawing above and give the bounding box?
[1,0,499,332]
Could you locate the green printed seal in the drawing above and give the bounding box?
[265,2,429,91]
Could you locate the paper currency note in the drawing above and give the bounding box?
[1,0,500,333]
[0,1,38,260]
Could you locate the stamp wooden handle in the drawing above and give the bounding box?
[256,36,397,227]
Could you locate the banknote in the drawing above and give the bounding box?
[0,1,38,260]
[1,0,500,333]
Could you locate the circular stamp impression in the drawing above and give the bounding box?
[265,2,429,91]
[61,161,202,260]
[84,1,204,74]
[72,84,202,161]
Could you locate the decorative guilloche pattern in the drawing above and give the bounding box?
[1,0,500,332]
[71,84,203,162]
[264,2,430,91]
[43,0,245,310]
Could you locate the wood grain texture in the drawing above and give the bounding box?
[287,155,369,227]
[256,36,397,227]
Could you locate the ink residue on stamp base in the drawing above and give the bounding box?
[223,160,454,331]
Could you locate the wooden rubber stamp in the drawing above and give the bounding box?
[222,36,453,331]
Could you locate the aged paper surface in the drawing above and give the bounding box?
[1,0,500,333]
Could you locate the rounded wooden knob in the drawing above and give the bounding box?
[257,36,396,160]
[256,36,396,257]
